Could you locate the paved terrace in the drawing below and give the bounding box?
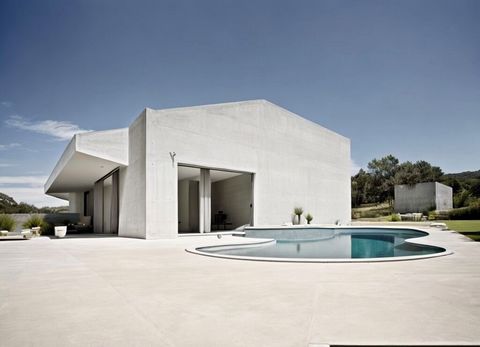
[1,225,479,346]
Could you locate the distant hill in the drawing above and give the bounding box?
[0,192,68,214]
[0,192,17,211]
[443,170,480,180]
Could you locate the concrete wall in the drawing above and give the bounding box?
[394,182,452,213]
[68,192,84,214]
[435,182,453,211]
[211,174,252,229]
[142,100,351,239]
[45,129,128,195]
[75,128,129,165]
[118,111,146,238]
[394,183,436,213]
[8,213,80,233]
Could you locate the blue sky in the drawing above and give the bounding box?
[1,0,479,206]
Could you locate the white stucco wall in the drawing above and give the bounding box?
[138,100,350,239]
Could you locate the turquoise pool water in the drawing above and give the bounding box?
[195,228,447,261]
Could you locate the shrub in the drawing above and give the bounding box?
[23,215,48,235]
[388,213,401,222]
[305,213,313,224]
[448,204,480,220]
[0,214,16,231]
[428,211,437,221]
[42,223,55,236]
[454,190,472,208]
[422,205,436,217]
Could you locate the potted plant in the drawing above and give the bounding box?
[293,207,304,225]
[54,225,67,238]
[305,213,313,224]
[23,215,47,237]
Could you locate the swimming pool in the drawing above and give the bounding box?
[188,227,451,262]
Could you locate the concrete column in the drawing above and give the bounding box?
[93,180,104,233]
[199,169,211,233]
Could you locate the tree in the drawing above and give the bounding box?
[367,155,399,179]
[395,160,443,186]
[440,177,462,194]
[367,155,399,204]
[414,160,443,182]
[351,169,371,207]
[352,155,450,207]
[0,192,68,214]
[395,161,419,185]
[470,180,480,198]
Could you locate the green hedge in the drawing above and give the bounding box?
[448,204,480,220]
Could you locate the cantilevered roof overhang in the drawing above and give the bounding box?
[45,128,128,199]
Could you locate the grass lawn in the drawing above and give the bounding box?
[352,203,392,219]
[440,220,480,241]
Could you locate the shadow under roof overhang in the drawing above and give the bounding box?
[44,129,128,199]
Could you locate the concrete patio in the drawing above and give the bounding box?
[1,226,479,346]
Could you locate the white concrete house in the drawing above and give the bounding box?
[45,100,351,239]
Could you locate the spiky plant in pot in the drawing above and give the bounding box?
[293,207,304,225]
[23,215,48,236]
[305,213,313,224]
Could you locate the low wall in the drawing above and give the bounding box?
[9,213,80,233]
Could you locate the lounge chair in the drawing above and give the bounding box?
[0,229,31,240]
[71,216,92,232]
[21,229,32,239]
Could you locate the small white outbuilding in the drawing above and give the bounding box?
[394,181,453,213]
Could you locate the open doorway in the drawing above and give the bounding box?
[210,170,253,231]
[177,166,200,233]
[177,165,253,234]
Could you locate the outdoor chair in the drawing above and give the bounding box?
[71,215,93,232]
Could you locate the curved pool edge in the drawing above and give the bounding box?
[185,226,454,263]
